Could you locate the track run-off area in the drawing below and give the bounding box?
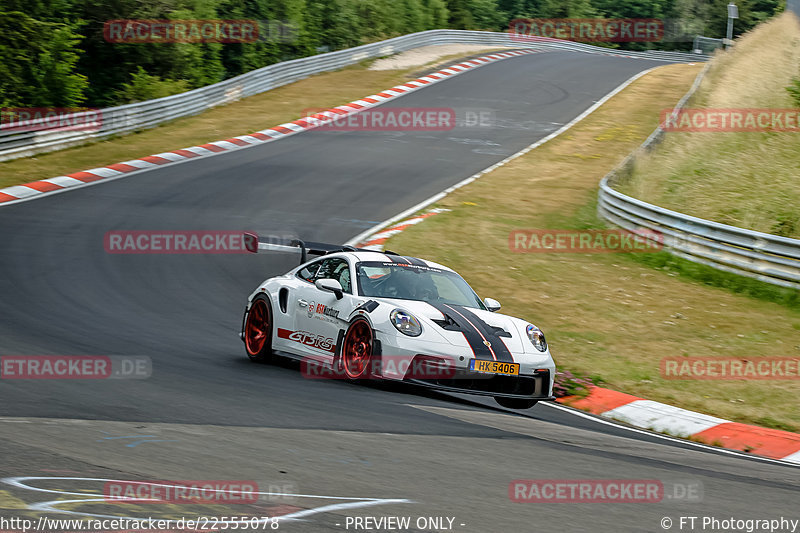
[0,51,797,533]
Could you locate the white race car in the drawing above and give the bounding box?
[240,238,555,409]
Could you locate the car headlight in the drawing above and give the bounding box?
[526,324,547,352]
[390,309,422,337]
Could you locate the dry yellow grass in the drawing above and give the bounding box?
[0,48,504,189]
[621,13,800,237]
[389,62,800,431]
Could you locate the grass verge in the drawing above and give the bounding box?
[0,48,505,189]
[619,13,800,238]
[387,61,800,432]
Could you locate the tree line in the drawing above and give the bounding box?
[0,0,785,109]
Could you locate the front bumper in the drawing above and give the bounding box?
[376,331,555,400]
[407,367,555,400]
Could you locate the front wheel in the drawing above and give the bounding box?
[495,397,538,409]
[244,297,274,363]
[340,318,374,380]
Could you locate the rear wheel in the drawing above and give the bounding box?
[495,397,538,409]
[341,318,374,380]
[244,297,274,363]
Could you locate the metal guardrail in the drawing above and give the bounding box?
[693,35,724,54]
[789,0,800,17]
[0,29,707,162]
[598,64,800,289]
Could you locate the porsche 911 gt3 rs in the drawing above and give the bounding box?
[240,238,555,409]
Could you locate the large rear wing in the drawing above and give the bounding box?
[244,232,380,263]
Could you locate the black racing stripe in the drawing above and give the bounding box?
[444,304,515,363]
[385,254,406,264]
[428,302,495,361]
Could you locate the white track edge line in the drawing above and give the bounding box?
[346,64,661,246]
[540,402,800,468]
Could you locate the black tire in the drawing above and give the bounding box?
[244,296,275,363]
[495,397,538,409]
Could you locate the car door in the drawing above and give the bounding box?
[273,258,324,356]
[293,256,358,361]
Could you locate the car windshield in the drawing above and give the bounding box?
[356,261,485,308]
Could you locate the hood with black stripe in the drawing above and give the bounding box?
[375,298,528,359]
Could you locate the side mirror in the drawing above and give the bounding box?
[484,297,501,312]
[315,278,344,300]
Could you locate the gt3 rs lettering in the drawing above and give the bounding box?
[278,328,336,353]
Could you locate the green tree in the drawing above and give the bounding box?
[358,0,402,39]
[425,0,451,27]
[113,66,190,103]
[0,11,88,106]
[446,0,475,28]
[469,0,508,29]
[306,0,362,50]
[399,0,427,33]
[4,0,786,109]
[702,0,783,38]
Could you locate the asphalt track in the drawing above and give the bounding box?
[0,51,797,532]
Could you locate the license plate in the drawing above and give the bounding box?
[469,359,520,376]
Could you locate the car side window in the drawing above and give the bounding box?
[315,257,352,294]
[296,261,321,283]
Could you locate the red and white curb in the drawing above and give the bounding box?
[358,209,449,250]
[558,387,800,464]
[0,50,548,206]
